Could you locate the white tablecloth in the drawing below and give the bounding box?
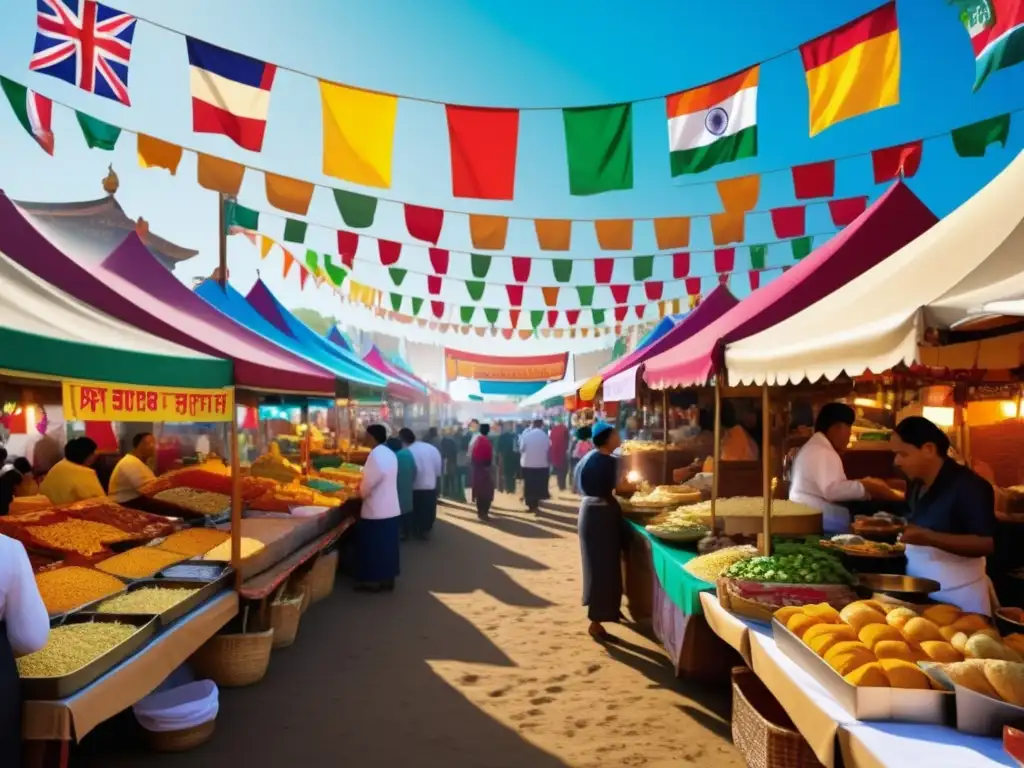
[840,722,1015,768]
[699,592,755,666]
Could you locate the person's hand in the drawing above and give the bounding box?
[900,524,933,547]
[860,477,893,499]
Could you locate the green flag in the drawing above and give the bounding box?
[591,308,606,325]
[460,306,476,324]
[951,113,1011,157]
[577,285,595,307]
[411,297,424,316]
[283,218,308,243]
[228,202,259,231]
[749,244,767,270]
[552,259,573,283]
[470,253,492,279]
[632,254,654,281]
[484,307,500,325]
[388,268,407,286]
[562,103,633,195]
[0,76,54,155]
[465,281,485,301]
[323,254,347,286]
[530,310,544,329]
[791,236,813,261]
[332,189,377,228]
[76,111,120,151]
[390,293,403,312]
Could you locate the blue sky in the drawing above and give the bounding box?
[0,0,1021,353]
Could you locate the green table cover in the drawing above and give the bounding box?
[627,519,715,616]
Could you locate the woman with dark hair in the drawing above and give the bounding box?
[892,416,996,613]
[577,422,635,641]
[0,471,23,517]
[38,437,105,505]
[789,402,896,534]
[471,424,495,521]
[355,425,401,592]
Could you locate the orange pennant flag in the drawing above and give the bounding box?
[518,329,533,340]
[534,219,572,250]
[469,214,509,250]
[595,219,633,250]
[282,249,295,279]
[717,174,760,212]
[259,235,275,259]
[581,328,590,338]
[710,211,746,246]
[265,173,315,216]
[197,153,245,196]
[137,134,183,175]
[553,329,565,339]
[653,217,690,250]
[541,286,560,307]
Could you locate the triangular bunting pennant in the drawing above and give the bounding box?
[565,309,580,326]
[405,204,444,243]
[541,286,560,307]
[282,250,295,278]
[428,248,450,275]
[507,285,524,306]
[468,214,509,250]
[610,285,630,304]
[749,244,767,270]
[336,230,359,268]
[673,252,690,278]
[511,257,532,282]
[388,268,408,286]
[547,310,559,328]
[390,293,403,312]
[634,305,645,320]
[614,306,628,322]
[509,309,521,328]
[427,275,442,295]
[378,239,402,266]
[460,306,476,324]
[332,189,378,229]
[632,254,654,282]
[577,285,595,307]
[530,310,544,329]
[552,259,573,283]
[591,308,606,325]
[470,253,492,278]
[299,267,310,290]
[594,259,614,284]
[484,308,499,325]
[411,297,424,316]
[466,281,485,301]
[259,235,275,260]
[323,255,347,286]
[644,281,663,301]
[283,218,308,244]
[748,271,761,291]
[304,249,320,275]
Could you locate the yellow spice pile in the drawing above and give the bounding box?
[96,547,187,579]
[18,622,140,678]
[157,528,230,557]
[97,587,199,615]
[35,566,125,615]
[204,537,264,561]
[30,520,132,556]
[154,488,230,516]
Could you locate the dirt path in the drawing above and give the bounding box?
[76,493,742,767]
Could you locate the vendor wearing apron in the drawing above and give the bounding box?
[891,416,996,614]
[0,533,50,762]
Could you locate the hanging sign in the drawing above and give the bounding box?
[444,349,568,382]
[62,379,235,423]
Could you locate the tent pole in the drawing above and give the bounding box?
[710,382,721,534]
[762,383,772,557]
[662,389,669,484]
[230,412,242,591]
[217,192,228,289]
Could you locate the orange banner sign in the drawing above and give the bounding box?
[62,379,235,423]
[444,349,568,382]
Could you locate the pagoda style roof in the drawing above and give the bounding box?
[13,194,198,265]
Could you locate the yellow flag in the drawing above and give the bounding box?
[320,80,399,188]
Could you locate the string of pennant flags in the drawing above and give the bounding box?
[3,72,1018,267]
[21,0,1023,203]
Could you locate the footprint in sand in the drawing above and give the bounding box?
[549,674,568,683]
[530,696,554,705]
[585,663,602,675]
[488,686,511,698]
[545,685,564,694]
[459,674,480,685]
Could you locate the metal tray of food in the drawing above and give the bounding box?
[76,574,231,628]
[156,561,232,582]
[922,662,1024,737]
[854,573,941,602]
[771,618,953,723]
[19,613,157,700]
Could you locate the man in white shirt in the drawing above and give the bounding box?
[402,428,442,540]
[356,425,401,592]
[519,420,550,513]
[108,432,158,503]
[789,402,891,535]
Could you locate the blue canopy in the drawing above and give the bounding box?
[194,280,386,389]
[326,325,356,352]
[636,313,685,351]
[478,380,546,396]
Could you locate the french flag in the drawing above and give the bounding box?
[186,37,276,152]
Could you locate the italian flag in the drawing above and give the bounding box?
[1,76,54,155]
[961,0,1024,90]
[666,66,758,176]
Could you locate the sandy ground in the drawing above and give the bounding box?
[75,491,742,767]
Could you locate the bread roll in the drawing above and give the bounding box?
[944,659,999,698]
[922,604,962,627]
[845,662,890,687]
[919,641,963,663]
[805,625,857,656]
[825,641,876,676]
[950,632,970,654]
[902,617,944,646]
[774,606,805,623]
[886,607,919,631]
[880,659,931,689]
[803,603,841,622]
[859,624,904,650]
[787,613,825,639]
[873,640,916,663]
[984,660,1024,706]
[840,603,887,634]
[950,614,990,634]
[965,634,1022,662]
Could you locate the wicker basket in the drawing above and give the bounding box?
[190,629,274,688]
[270,594,303,649]
[145,719,216,752]
[731,667,823,768]
[290,571,312,615]
[309,550,339,604]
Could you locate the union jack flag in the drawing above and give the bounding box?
[30,0,137,105]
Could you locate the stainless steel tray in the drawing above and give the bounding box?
[771,618,953,723]
[20,613,157,700]
[921,662,1024,737]
[77,574,230,628]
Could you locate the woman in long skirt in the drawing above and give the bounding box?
[471,424,496,521]
[577,422,635,641]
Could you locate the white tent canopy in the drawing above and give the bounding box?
[725,149,1024,386]
[519,355,583,408]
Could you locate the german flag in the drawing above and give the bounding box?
[801,3,901,136]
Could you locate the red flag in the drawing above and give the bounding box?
[506,285,523,306]
[445,105,519,200]
[872,140,922,183]
[828,196,868,226]
[685,277,701,296]
[610,285,630,304]
[714,248,735,274]
[299,268,309,290]
[336,230,358,268]
[718,273,730,286]
[428,248,449,274]
[770,206,806,238]
[644,281,663,301]
[509,309,521,328]
[672,252,690,279]
[427,275,442,295]
[547,310,558,328]
[511,257,532,282]
[614,305,628,322]
[594,258,614,284]
[378,239,401,266]
[501,327,514,340]
[792,160,835,199]
[634,305,645,320]
[431,300,445,318]
[748,271,761,290]
[565,309,580,326]
[405,204,444,243]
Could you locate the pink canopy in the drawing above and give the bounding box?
[600,286,739,401]
[363,347,427,402]
[0,194,334,394]
[642,181,939,390]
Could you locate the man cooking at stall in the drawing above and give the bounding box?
[891,416,996,614]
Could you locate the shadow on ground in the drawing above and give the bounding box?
[73,517,567,768]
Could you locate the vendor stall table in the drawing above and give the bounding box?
[622,520,739,679]
[22,591,238,761]
[699,593,1016,768]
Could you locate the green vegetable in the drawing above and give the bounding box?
[725,539,852,584]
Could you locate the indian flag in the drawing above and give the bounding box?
[961,0,1024,90]
[0,76,53,155]
[666,66,758,177]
